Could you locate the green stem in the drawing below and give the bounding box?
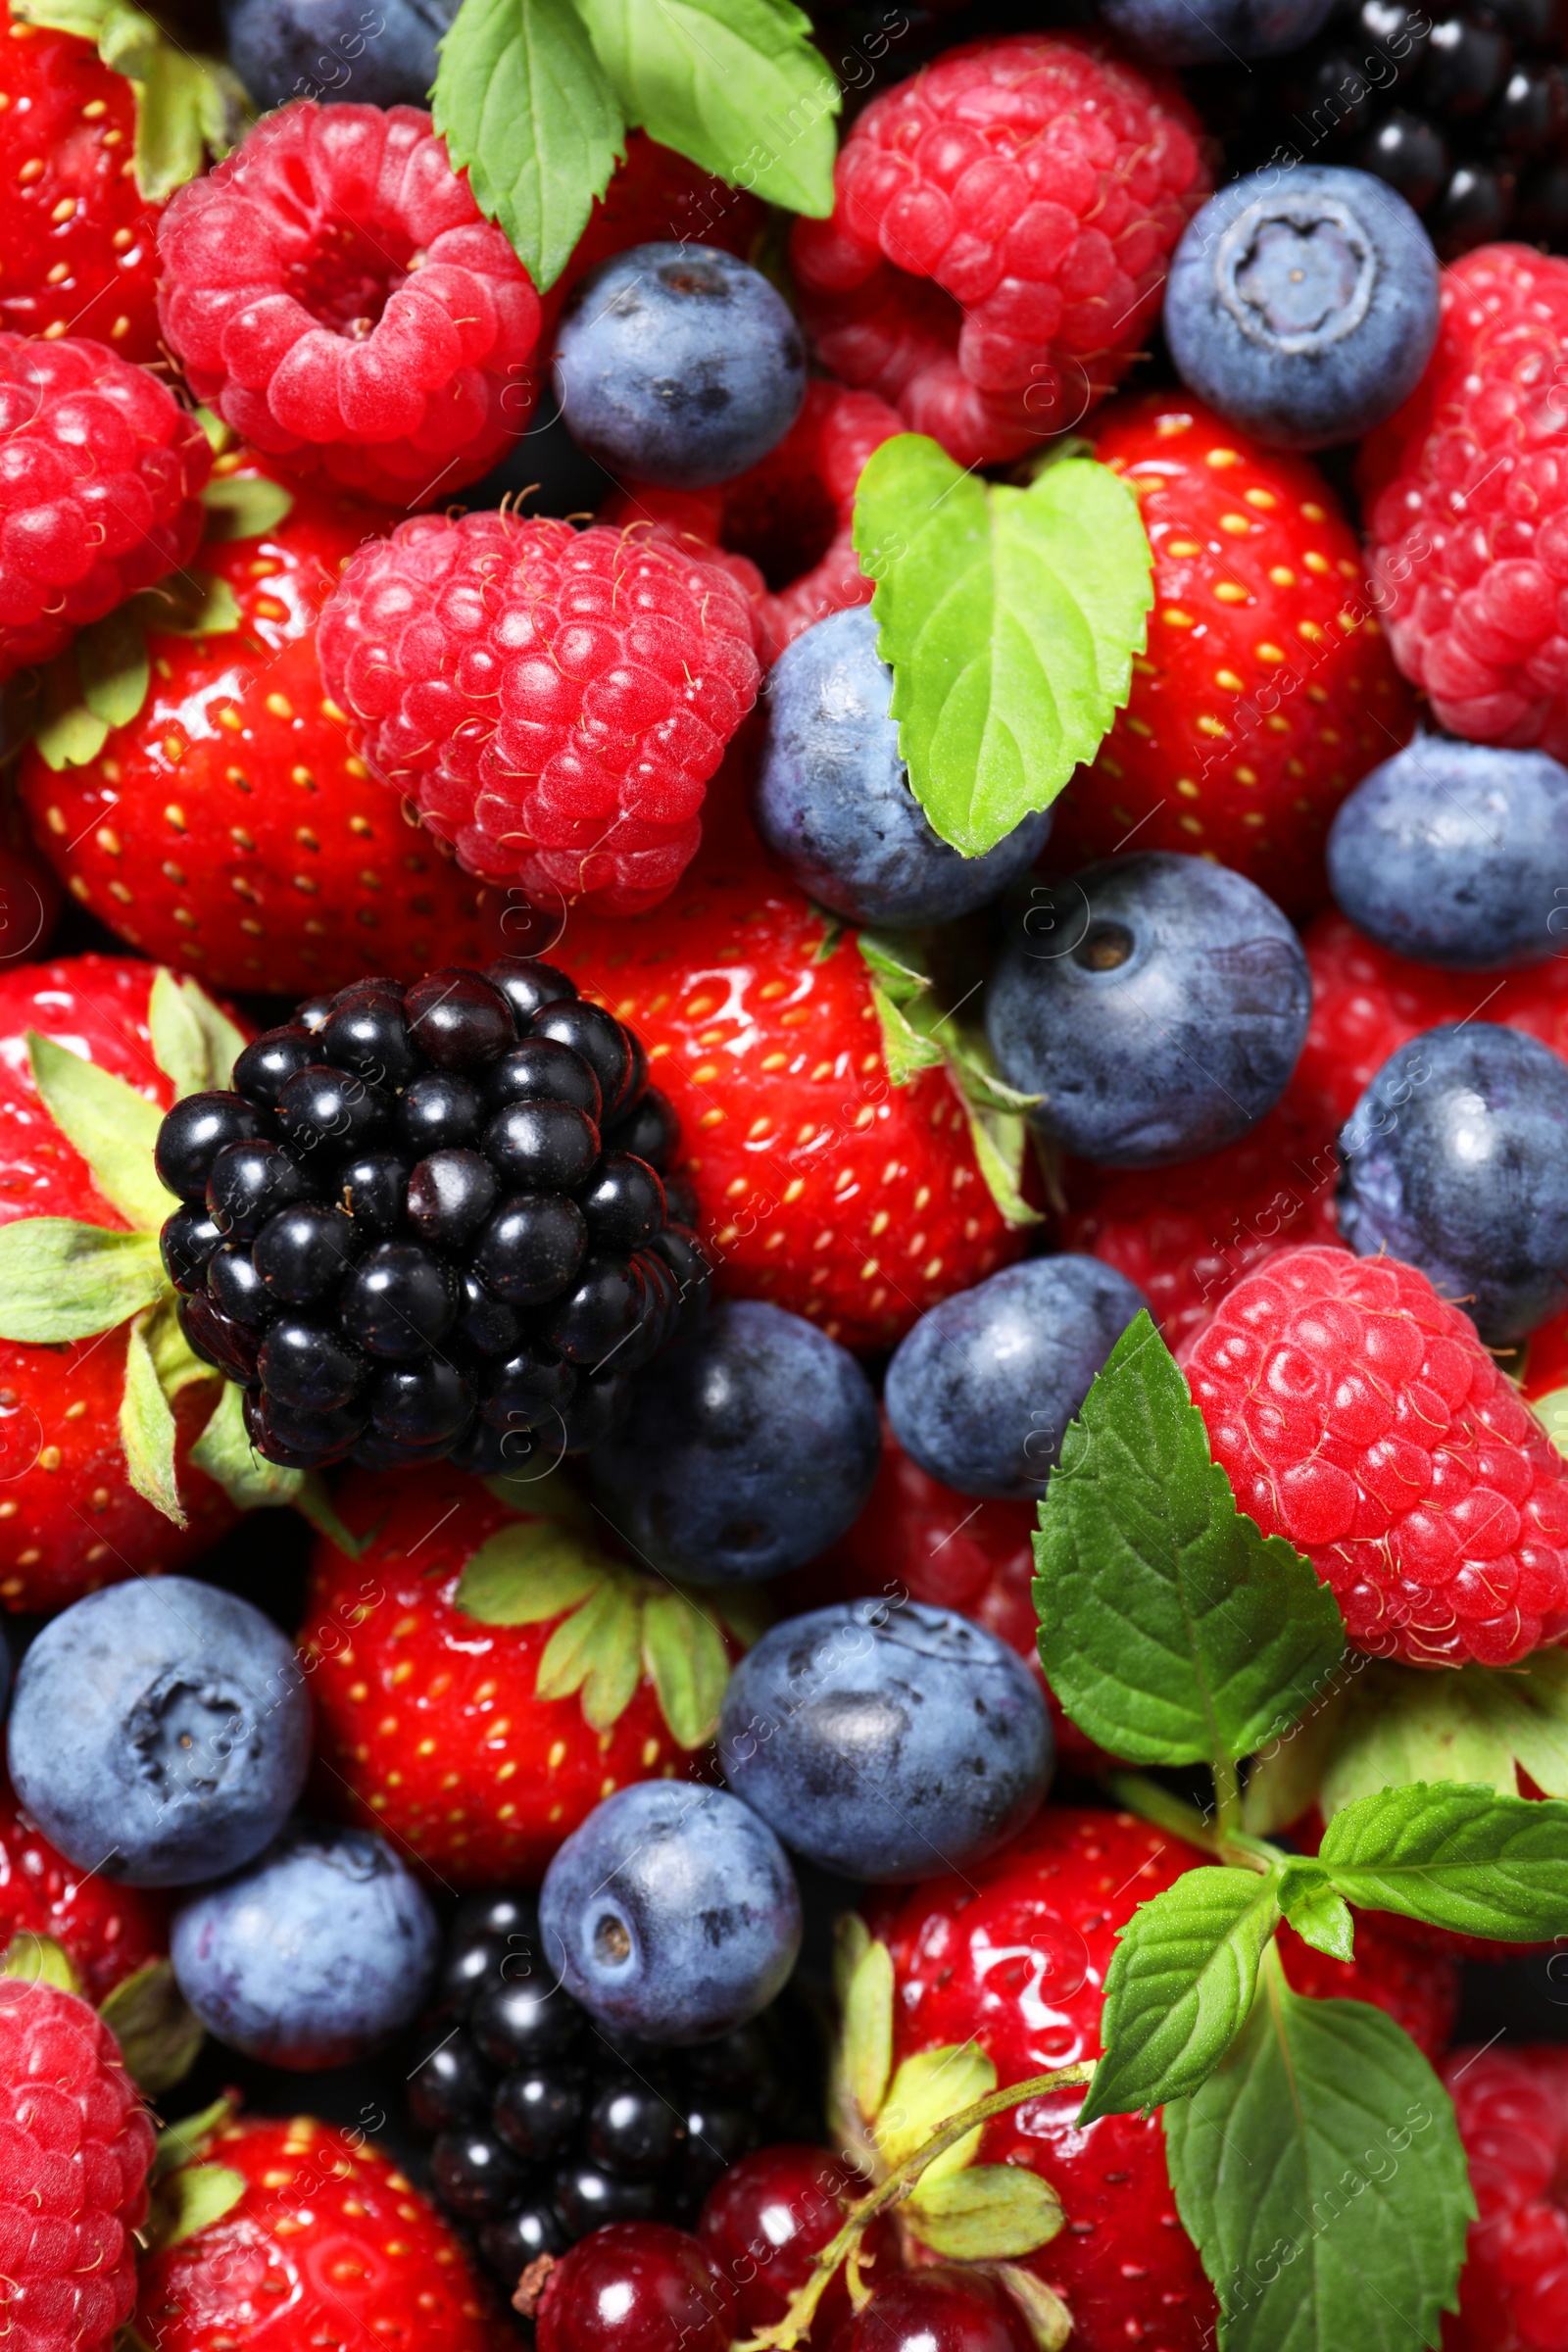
[734,2061,1097,2351]
[1212,1750,1242,1843]
[1104,1771,1224,1857]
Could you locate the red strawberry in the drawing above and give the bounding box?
[563,848,1029,1350]
[300,1466,733,1886]
[134,2111,497,2352]
[0,1769,166,2005]
[19,456,491,995]
[1052,393,1415,920]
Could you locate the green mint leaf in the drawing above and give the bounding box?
[641,1589,730,1748]
[905,2166,1063,2263]
[200,473,294,544]
[1281,1878,1356,1962]
[1164,1957,1472,2352]
[1033,1312,1346,1772]
[0,1933,81,1992]
[26,1030,168,1231]
[1081,1866,1281,2125]
[1321,1651,1568,1818]
[433,0,624,291]
[853,435,1152,857]
[0,1221,164,1345]
[575,0,839,217]
[121,1310,185,1525]
[99,1958,205,2096]
[188,1379,301,1511]
[76,608,149,731]
[1316,1781,1568,1942]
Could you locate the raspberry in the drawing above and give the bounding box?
[1363,243,1568,758]
[0,1976,154,2352]
[0,336,209,685]
[157,102,542,509]
[1185,1243,1568,1666]
[790,35,1211,467]
[318,514,760,914]
[1442,2043,1568,2349]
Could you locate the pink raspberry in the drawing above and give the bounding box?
[157,102,542,510]
[790,35,1210,468]
[1185,1244,1568,1668]
[1363,243,1568,758]
[318,513,761,916]
[0,335,209,684]
[1443,2043,1568,2349]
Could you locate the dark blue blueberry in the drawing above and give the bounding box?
[718,1598,1054,1883]
[1101,0,1334,63]
[404,968,515,1070]
[539,1784,802,2044]
[7,1577,311,1886]
[155,1092,267,1203]
[985,852,1311,1167]
[1326,736,1568,968]
[1338,1021,1568,1342]
[170,1820,440,2068]
[591,1298,879,1583]
[884,1255,1149,1499]
[755,608,1053,926]
[1164,167,1440,448]
[220,0,457,110]
[554,243,807,490]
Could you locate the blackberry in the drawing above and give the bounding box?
[157,959,709,1475]
[1199,0,1568,256]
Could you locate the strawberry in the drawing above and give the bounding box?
[562,846,1032,1350]
[134,2109,497,2352]
[300,1465,745,1887]
[0,1769,167,2005]
[18,452,491,996]
[1051,392,1415,921]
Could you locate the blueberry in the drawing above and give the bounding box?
[486,1039,603,1123]
[605,1087,679,1171]
[1164,166,1441,448]
[529,1004,636,1120]
[482,1099,600,1192]
[340,1241,457,1357]
[232,1025,317,1110]
[155,1092,266,1202]
[320,988,420,1091]
[160,1205,223,1295]
[1327,736,1568,968]
[276,1064,393,1165]
[554,243,807,490]
[1338,1022,1568,1342]
[258,1317,368,1414]
[591,1298,879,1583]
[1101,0,1334,62]
[368,1357,476,1446]
[407,1149,499,1250]
[253,1200,362,1305]
[405,967,516,1070]
[208,1242,277,1332]
[220,0,458,110]
[755,609,1053,927]
[7,1578,310,1886]
[985,852,1311,1167]
[885,1256,1149,1499]
[540,1784,801,2044]
[474,1194,588,1305]
[338,1147,413,1235]
[718,1598,1053,1884]
[171,1821,440,2068]
[398,1070,486,1156]
[493,2066,585,2164]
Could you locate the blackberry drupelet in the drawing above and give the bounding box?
[157,960,710,1475]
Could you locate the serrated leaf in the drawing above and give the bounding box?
[456,1519,612,1625]
[188,1378,301,1510]
[641,1589,729,1747]
[1034,1312,1346,1772]
[575,0,839,217]
[1082,1867,1281,2124]
[99,1958,204,2095]
[433,0,624,291]
[153,2096,236,2180]
[1314,1782,1568,1942]
[0,1220,164,1344]
[151,2163,248,2251]
[876,2044,995,2182]
[0,1934,81,1992]
[842,1931,893,2123]
[26,1030,169,1231]
[1322,1651,1568,1817]
[32,652,110,771]
[133,571,242,638]
[76,607,150,730]
[200,473,294,543]
[854,436,1152,857]
[1164,1958,1472,2352]
[1282,1881,1357,1963]
[906,2165,1063,2262]
[121,1309,184,1526]
[535,1574,642,1730]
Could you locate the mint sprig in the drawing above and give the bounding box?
[1302,1781,1568,1942]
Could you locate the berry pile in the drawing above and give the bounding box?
[154,957,710,1474]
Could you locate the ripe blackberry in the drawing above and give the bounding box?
[1203,0,1568,257]
[156,959,709,1474]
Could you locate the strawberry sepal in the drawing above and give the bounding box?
[10,0,250,203]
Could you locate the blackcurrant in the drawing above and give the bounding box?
[482,1098,600,1193]
[257,1317,368,1414]
[455,1270,529,1358]
[559,1369,625,1450]
[178,1290,263,1384]
[276,1064,394,1164]
[450,1421,541,1475]
[155,1092,265,1202]
[253,1201,362,1305]
[577,1154,666,1253]
[368,1357,477,1446]
[207,1139,316,1241]
[409,2032,494,2132]
[486,1039,602,1123]
[338,1149,412,1236]
[486,956,577,1027]
[320,988,421,1090]
[548,1253,644,1367]
[647,1225,711,1328]
[479,2203,566,2283]
[407,1150,499,1250]
[606,1086,678,1170]
[398,1070,486,1156]
[473,1194,588,1306]
[493,2066,585,2164]
[208,1242,277,1332]
[245,1388,366,1468]
[552,2163,661,2235]
[340,1242,457,1359]
[160,1205,222,1295]
[471,1977,584,2070]
[481,1344,576,1432]
[232,1025,317,1110]
[587,2079,685,2180]
[431,2129,530,2220]
[531,1002,636,1119]
[405,968,516,1069]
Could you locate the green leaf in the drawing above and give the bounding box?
[133,571,242,638]
[1033,1312,1346,1772]
[432,0,624,292]
[1322,1651,1568,1817]
[575,0,839,217]
[1281,1879,1357,1962]
[121,1310,184,1525]
[153,2097,236,2180]
[961,1096,1044,1230]
[1164,1957,1472,2352]
[535,1574,643,1730]
[456,1519,611,1626]
[26,1030,169,1231]
[200,473,294,543]
[858,931,931,1005]
[1313,1782,1568,1942]
[141,1294,213,1402]
[188,1379,301,1511]
[905,2166,1063,2262]
[0,1220,164,1344]
[147,972,245,1101]
[854,435,1152,857]
[32,652,109,771]
[870,982,947,1087]
[0,1933,81,1993]
[641,1589,729,1748]
[151,2163,248,2251]
[1240,1681,1354,1836]
[99,1958,205,2095]
[76,608,149,730]
[1081,1867,1281,2124]
[877,2043,996,2182]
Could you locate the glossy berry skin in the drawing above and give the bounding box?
[885,1255,1149,1499]
[7,1576,311,1886]
[158,101,542,507]
[534,2223,736,2352]
[1339,1023,1568,1342]
[153,1091,264,1202]
[754,608,1052,925]
[697,2146,899,2333]
[221,0,459,110]
[0,1770,168,2003]
[1164,167,1440,447]
[790,35,1210,466]
[592,1298,879,1584]
[0,334,210,683]
[540,1784,801,2045]
[555,244,807,490]
[719,1598,1053,1883]
[1100,0,1333,64]
[986,852,1312,1168]
[826,2268,1038,2352]
[1441,2042,1568,2349]
[1327,736,1568,968]
[1185,1243,1568,1663]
